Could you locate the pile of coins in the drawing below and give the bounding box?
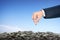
[0,31,60,40]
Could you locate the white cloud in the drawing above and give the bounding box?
[0,25,34,33]
[0,25,23,33]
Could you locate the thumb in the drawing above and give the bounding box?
[34,15,39,25]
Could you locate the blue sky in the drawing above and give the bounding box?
[0,0,60,33]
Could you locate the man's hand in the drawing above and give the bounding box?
[32,10,43,25]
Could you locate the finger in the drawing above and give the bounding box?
[34,16,40,25]
[34,15,40,25]
[36,14,42,23]
[32,14,36,24]
[36,16,40,22]
[34,18,39,25]
[33,14,37,20]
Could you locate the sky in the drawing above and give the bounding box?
[0,0,60,33]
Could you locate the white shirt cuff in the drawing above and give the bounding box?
[41,10,45,17]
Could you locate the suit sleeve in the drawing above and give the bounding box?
[43,5,60,19]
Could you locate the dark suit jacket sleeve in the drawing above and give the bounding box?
[43,5,60,19]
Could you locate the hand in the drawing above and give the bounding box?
[32,10,43,25]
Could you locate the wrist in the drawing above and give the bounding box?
[39,10,43,16]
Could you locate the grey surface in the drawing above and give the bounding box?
[0,31,60,40]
